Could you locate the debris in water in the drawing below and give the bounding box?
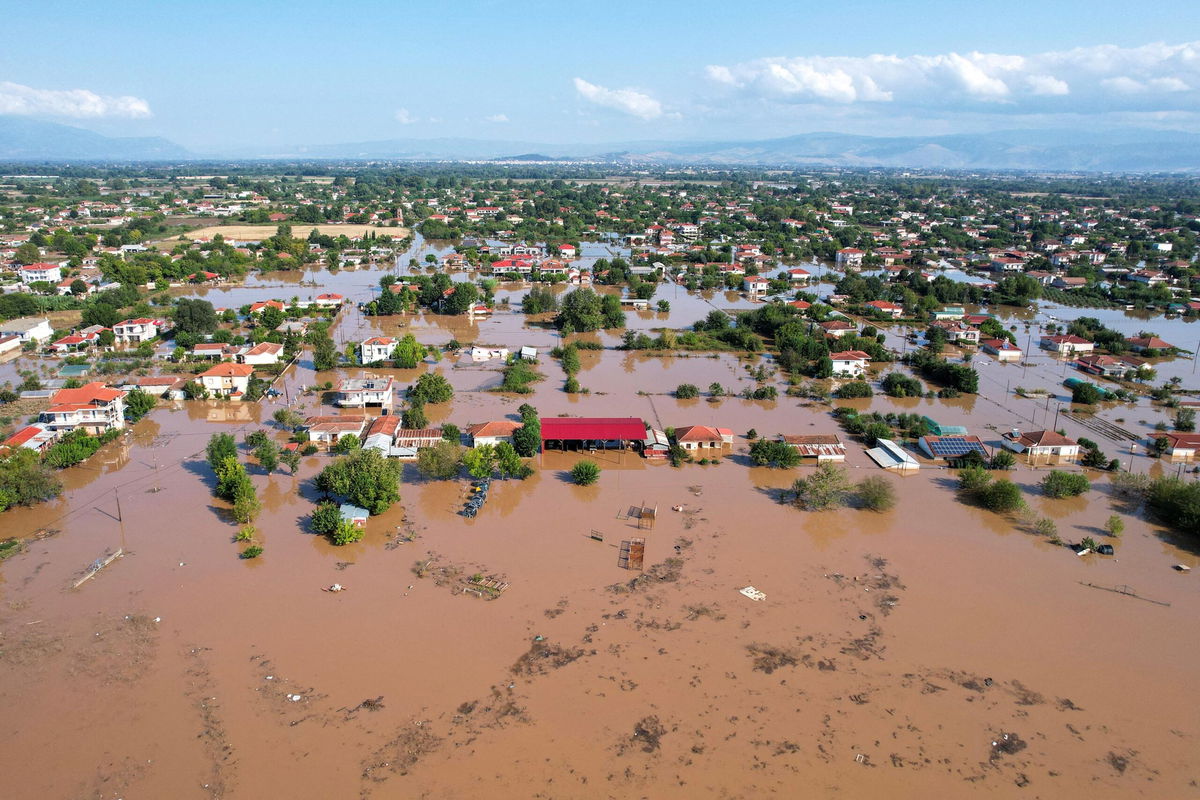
[739,586,767,602]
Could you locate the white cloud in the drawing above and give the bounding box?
[0,80,151,118]
[706,41,1200,112]
[485,113,509,123]
[394,108,416,124]
[573,77,663,120]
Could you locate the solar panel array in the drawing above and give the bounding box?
[928,437,987,457]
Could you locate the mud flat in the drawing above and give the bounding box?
[1,293,1198,798]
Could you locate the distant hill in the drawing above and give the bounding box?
[0,117,189,161]
[1,117,1197,171]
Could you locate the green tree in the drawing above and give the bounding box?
[310,501,341,535]
[409,372,453,404]
[402,403,428,429]
[174,298,218,336]
[124,387,156,421]
[1174,407,1196,432]
[331,433,361,454]
[957,464,993,495]
[315,449,402,514]
[442,282,480,315]
[880,372,922,398]
[1041,470,1090,498]
[989,450,1016,470]
[981,479,1024,512]
[329,519,364,546]
[495,441,527,478]
[570,459,601,486]
[206,433,237,473]
[1104,514,1125,538]
[463,444,498,479]
[312,335,337,371]
[280,448,301,474]
[441,423,461,443]
[255,440,280,473]
[512,415,540,457]
[416,440,462,479]
[675,383,699,399]
[791,463,851,510]
[0,448,63,511]
[1072,382,1103,405]
[748,439,800,468]
[392,334,425,368]
[834,380,873,399]
[14,242,40,265]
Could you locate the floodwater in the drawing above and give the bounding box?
[1,253,1199,799]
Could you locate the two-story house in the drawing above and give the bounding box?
[334,376,395,409]
[199,363,254,398]
[113,318,165,345]
[359,337,397,364]
[40,382,127,433]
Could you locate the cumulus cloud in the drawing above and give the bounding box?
[0,80,151,118]
[706,41,1200,112]
[394,108,416,124]
[573,77,663,120]
[485,113,509,123]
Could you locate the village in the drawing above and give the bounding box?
[0,165,1198,799]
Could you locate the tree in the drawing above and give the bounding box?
[402,403,427,430]
[570,459,601,486]
[957,464,992,495]
[206,433,237,473]
[441,423,461,443]
[174,298,218,336]
[442,282,479,315]
[14,242,40,265]
[215,456,253,502]
[255,440,280,473]
[1041,470,1090,498]
[392,334,425,368]
[259,305,285,331]
[273,408,304,430]
[233,488,261,524]
[748,439,800,468]
[880,372,922,398]
[280,448,301,474]
[512,413,540,457]
[0,448,63,511]
[1174,407,1196,432]
[81,302,120,329]
[675,383,699,399]
[791,463,852,510]
[316,449,402,514]
[330,519,364,546]
[1104,514,1125,538]
[69,279,89,296]
[856,476,896,511]
[495,441,527,478]
[417,440,462,479]
[557,288,624,332]
[310,501,341,535]
[312,335,337,371]
[708,382,725,397]
[331,433,361,454]
[463,444,498,479]
[124,388,156,421]
[1072,382,1103,405]
[834,380,873,399]
[409,372,453,404]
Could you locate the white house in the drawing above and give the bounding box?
[829,350,871,377]
[1001,429,1081,464]
[199,362,254,397]
[743,275,770,297]
[18,263,62,284]
[238,341,283,366]
[40,382,127,433]
[836,248,865,268]
[1040,334,1094,356]
[0,316,53,343]
[359,337,396,364]
[465,420,522,447]
[981,338,1023,362]
[314,293,345,307]
[334,375,395,409]
[304,415,368,447]
[112,318,165,345]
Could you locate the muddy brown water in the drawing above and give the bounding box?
[2,263,1200,798]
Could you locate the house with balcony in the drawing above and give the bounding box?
[18,262,62,285]
[112,318,165,345]
[829,350,871,377]
[359,337,397,365]
[334,375,395,409]
[199,363,254,398]
[40,382,127,433]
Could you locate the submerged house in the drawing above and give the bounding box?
[779,434,846,462]
[1001,429,1081,464]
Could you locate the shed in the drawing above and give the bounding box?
[866,438,920,471]
[339,503,369,528]
[540,417,646,451]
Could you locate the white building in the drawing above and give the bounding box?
[199,363,254,397]
[18,263,62,284]
[829,350,871,377]
[334,375,395,408]
[360,337,396,364]
[113,318,165,345]
[40,382,127,433]
[0,317,53,343]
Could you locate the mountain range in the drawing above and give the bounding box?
[1,116,1198,172]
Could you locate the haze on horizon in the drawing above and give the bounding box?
[2,0,1200,153]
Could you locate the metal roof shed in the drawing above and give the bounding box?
[540,417,646,443]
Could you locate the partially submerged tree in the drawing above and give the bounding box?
[791,463,851,511]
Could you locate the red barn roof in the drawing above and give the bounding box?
[540,417,645,442]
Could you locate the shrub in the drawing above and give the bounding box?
[748,439,800,468]
[1104,514,1125,538]
[329,519,364,546]
[241,545,263,559]
[409,372,454,405]
[834,380,873,399]
[570,460,601,486]
[856,476,896,511]
[675,383,699,399]
[989,450,1015,470]
[1034,517,1059,541]
[416,440,461,479]
[1072,382,1103,405]
[331,433,361,454]
[980,479,1024,512]
[316,449,402,514]
[880,372,922,398]
[235,526,256,542]
[310,501,341,535]
[1041,470,1090,498]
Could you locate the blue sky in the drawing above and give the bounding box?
[1,0,1199,151]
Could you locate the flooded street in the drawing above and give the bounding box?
[1,258,1199,799]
